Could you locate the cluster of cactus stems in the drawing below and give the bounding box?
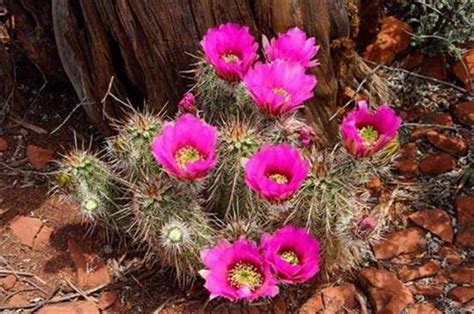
[55,64,398,286]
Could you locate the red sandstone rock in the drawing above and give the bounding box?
[26,144,54,169]
[0,275,17,290]
[407,303,442,314]
[33,225,54,249]
[68,239,110,289]
[456,227,474,248]
[363,17,412,64]
[438,246,463,265]
[395,143,418,178]
[448,286,474,304]
[451,101,474,126]
[426,131,468,156]
[408,283,443,297]
[448,267,474,285]
[419,153,455,176]
[420,54,447,81]
[0,137,8,151]
[366,176,382,193]
[430,113,454,127]
[9,216,43,247]
[299,291,323,313]
[408,208,453,243]
[359,267,414,313]
[98,291,118,310]
[372,227,425,260]
[299,284,358,313]
[401,52,424,70]
[398,260,440,282]
[455,195,474,226]
[38,301,100,314]
[452,49,474,89]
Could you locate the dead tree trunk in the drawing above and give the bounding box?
[50,0,363,144]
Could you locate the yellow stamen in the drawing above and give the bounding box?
[280,251,299,265]
[268,173,289,184]
[228,262,264,291]
[358,126,379,147]
[273,87,290,101]
[222,53,240,64]
[174,146,203,169]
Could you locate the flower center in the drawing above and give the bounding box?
[280,250,300,265]
[268,173,289,184]
[273,87,290,101]
[358,126,379,147]
[166,227,183,244]
[222,53,241,64]
[174,146,203,169]
[228,262,264,291]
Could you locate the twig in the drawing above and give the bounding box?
[0,269,47,285]
[364,59,468,93]
[9,113,47,134]
[329,64,382,121]
[63,275,96,303]
[51,97,89,134]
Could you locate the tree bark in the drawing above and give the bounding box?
[50,0,358,143]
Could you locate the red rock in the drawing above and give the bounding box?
[0,274,17,290]
[407,303,441,314]
[401,52,424,70]
[98,291,118,310]
[321,284,358,313]
[398,260,440,282]
[430,113,454,127]
[363,16,412,64]
[272,296,287,314]
[419,153,455,176]
[426,131,468,156]
[299,291,323,313]
[448,286,474,304]
[9,216,43,247]
[438,246,463,265]
[455,195,474,226]
[6,293,29,306]
[26,144,54,169]
[0,137,8,151]
[408,208,453,243]
[68,239,110,289]
[432,274,449,285]
[410,127,432,141]
[33,225,53,249]
[372,227,425,260]
[452,49,474,89]
[408,283,443,297]
[38,301,100,314]
[451,101,474,126]
[456,227,474,248]
[448,267,474,285]
[420,54,447,81]
[359,267,414,313]
[391,251,426,265]
[395,143,418,178]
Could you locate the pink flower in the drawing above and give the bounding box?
[260,225,320,284]
[178,92,196,114]
[243,60,317,117]
[244,144,309,203]
[200,239,279,302]
[340,101,402,158]
[352,215,377,240]
[263,27,319,68]
[151,114,217,180]
[201,23,258,82]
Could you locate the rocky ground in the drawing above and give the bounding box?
[1,16,473,314]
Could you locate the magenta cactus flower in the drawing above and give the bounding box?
[244,144,309,203]
[178,92,196,114]
[263,27,319,68]
[340,101,402,158]
[151,114,217,180]
[243,60,317,117]
[199,239,279,302]
[201,23,258,82]
[298,124,317,147]
[260,225,320,284]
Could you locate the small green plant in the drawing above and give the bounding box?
[389,0,473,59]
